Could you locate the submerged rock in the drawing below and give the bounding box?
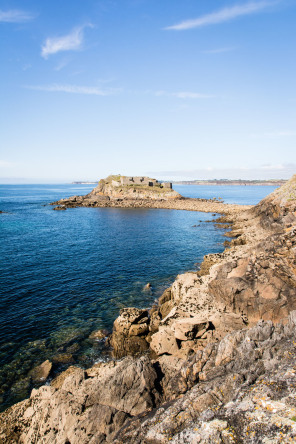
[52,353,74,364]
[53,205,66,210]
[29,360,52,383]
[88,329,109,340]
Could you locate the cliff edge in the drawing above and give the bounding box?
[1,175,296,443]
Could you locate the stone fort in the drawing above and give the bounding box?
[112,176,172,189]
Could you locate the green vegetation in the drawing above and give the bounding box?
[105,175,122,182]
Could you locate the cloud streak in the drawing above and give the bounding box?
[41,25,92,59]
[0,9,35,23]
[155,91,214,99]
[250,131,296,138]
[25,84,119,96]
[165,1,276,30]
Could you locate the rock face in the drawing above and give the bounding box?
[109,308,150,358]
[113,314,296,443]
[2,175,296,443]
[0,357,160,443]
[1,317,296,443]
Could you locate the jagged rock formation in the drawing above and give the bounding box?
[114,314,296,443]
[1,316,296,443]
[1,175,296,443]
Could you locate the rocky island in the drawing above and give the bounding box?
[1,175,296,443]
[52,174,251,214]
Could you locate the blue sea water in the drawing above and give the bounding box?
[174,184,277,205]
[0,183,277,410]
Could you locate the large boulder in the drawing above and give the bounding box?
[0,356,160,444]
[29,360,52,383]
[109,308,150,358]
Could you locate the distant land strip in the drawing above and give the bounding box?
[172,179,286,186]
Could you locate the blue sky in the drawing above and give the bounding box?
[1,0,296,182]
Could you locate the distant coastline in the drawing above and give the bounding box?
[72,181,98,184]
[172,179,286,186]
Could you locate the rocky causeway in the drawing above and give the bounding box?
[1,175,296,443]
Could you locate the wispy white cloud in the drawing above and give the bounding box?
[250,130,296,138]
[165,1,277,31]
[155,91,214,99]
[202,47,237,54]
[25,84,120,96]
[0,9,35,23]
[41,25,92,59]
[54,59,69,72]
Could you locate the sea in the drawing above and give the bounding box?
[0,183,277,411]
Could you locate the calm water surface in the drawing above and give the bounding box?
[0,183,277,410]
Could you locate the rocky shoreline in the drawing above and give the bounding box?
[52,195,251,214]
[1,176,296,443]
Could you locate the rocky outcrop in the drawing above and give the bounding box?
[1,175,296,443]
[52,174,181,208]
[109,308,150,358]
[1,316,296,443]
[252,174,296,231]
[113,314,296,443]
[0,356,160,443]
[51,174,252,213]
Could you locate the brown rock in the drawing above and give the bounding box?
[159,300,173,318]
[113,307,149,336]
[129,323,149,336]
[52,353,74,364]
[171,317,210,341]
[150,327,179,356]
[149,309,161,333]
[0,356,160,443]
[158,288,172,305]
[51,366,84,389]
[30,360,52,382]
[110,332,149,358]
